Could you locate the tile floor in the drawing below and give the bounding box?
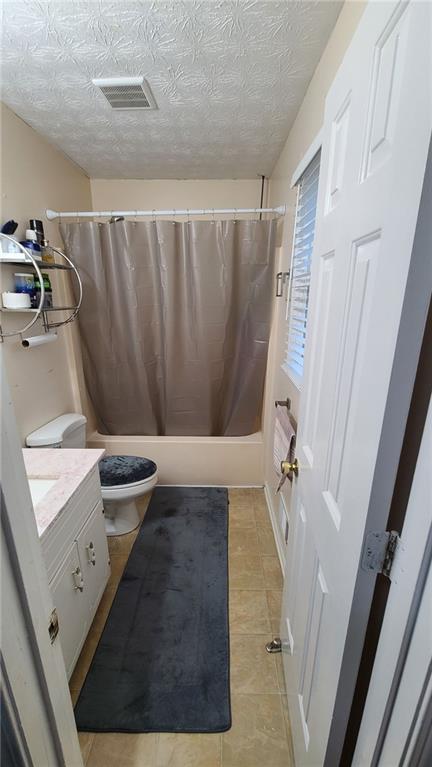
[70,488,294,767]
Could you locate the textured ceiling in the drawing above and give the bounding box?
[1,1,342,179]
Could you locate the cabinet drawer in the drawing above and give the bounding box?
[42,467,102,581]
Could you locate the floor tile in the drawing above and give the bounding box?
[78,732,94,765]
[68,633,99,691]
[229,590,270,634]
[228,504,256,529]
[228,554,265,590]
[266,590,283,622]
[230,635,279,693]
[228,528,260,557]
[87,733,157,767]
[222,694,291,767]
[262,556,283,590]
[88,585,117,637]
[253,497,272,528]
[228,489,256,506]
[256,526,278,556]
[270,617,281,635]
[109,553,129,581]
[107,530,137,559]
[156,733,221,767]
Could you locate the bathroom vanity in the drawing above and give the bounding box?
[22,448,110,679]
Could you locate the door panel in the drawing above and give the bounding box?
[281,2,431,764]
[76,501,110,616]
[50,542,89,678]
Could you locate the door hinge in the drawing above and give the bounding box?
[48,608,59,644]
[361,530,401,580]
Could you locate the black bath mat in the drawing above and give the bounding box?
[75,486,231,733]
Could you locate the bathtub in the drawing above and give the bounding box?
[87,430,264,486]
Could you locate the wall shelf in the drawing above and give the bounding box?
[0,306,77,313]
[0,234,82,340]
[0,258,73,271]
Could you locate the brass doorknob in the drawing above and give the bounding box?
[281,458,299,477]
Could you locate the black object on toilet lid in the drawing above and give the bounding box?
[99,455,157,487]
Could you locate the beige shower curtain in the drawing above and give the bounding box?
[61,219,276,436]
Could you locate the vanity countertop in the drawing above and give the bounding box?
[22,448,105,539]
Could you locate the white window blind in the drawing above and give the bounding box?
[285,149,321,384]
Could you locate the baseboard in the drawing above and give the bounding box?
[264,482,285,574]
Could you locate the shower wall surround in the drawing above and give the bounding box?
[61,218,276,437]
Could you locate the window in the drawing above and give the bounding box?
[284,149,321,385]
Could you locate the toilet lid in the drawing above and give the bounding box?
[99,455,157,487]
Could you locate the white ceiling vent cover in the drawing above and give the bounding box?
[92,76,157,110]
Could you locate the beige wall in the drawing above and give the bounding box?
[90,178,265,218]
[262,1,366,524]
[1,103,92,442]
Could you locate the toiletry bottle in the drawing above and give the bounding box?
[41,238,55,264]
[19,229,42,261]
[29,220,55,263]
[15,272,35,304]
[29,219,44,244]
[33,272,53,308]
[43,273,53,307]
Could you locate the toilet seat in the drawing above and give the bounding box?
[99,454,158,536]
[99,454,157,488]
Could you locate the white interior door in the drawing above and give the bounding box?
[280,2,432,764]
[354,396,432,766]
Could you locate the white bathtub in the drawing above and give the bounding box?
[87,430,264,486]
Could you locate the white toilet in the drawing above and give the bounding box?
[26,413,158,537]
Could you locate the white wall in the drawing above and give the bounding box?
[262,1,366,531]
[1,103,92,442]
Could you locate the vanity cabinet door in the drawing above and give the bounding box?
[50,542,89,679]
[76,501,110,616]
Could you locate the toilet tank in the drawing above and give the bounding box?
[26,413,87,448]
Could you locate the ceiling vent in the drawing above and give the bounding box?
[92,76,157,110]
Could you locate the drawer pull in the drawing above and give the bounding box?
[72,566,84,592]
[86,542,96,566]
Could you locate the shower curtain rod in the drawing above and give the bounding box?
[46,205,286,221]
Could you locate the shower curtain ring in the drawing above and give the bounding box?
[173,209,177,224]
[212,208,215,222]
[187,208,190,223]
[135,210,138,224]
[152,209,156,223]
[234,208,238,222]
